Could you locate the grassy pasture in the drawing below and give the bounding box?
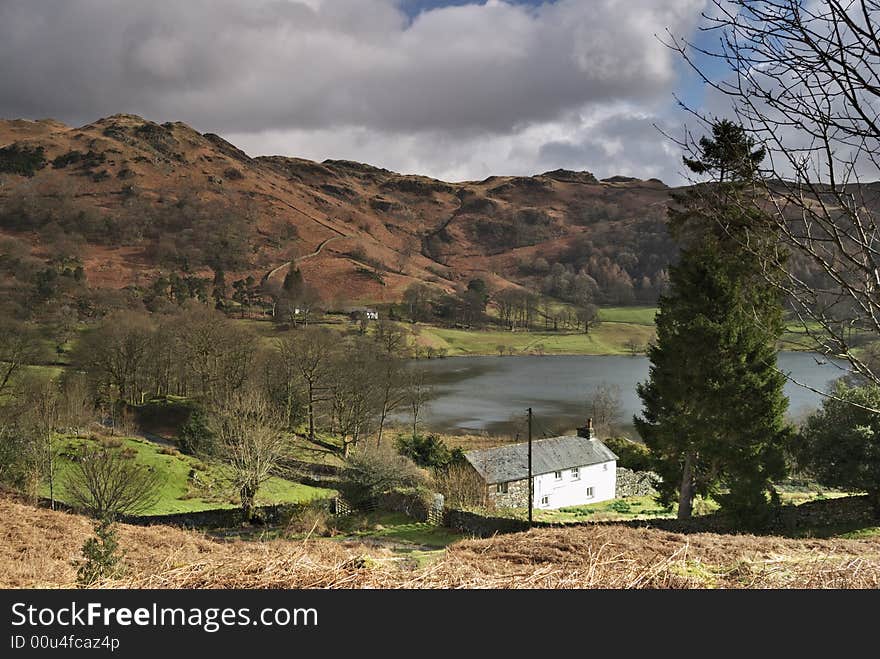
[44,434,334,516]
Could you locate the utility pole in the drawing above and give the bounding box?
[527,407,533,527]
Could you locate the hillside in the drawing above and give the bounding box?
[0,114,676,316]
[3,495,879,589]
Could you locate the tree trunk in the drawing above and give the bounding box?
[677,451,695,520]
[376,400,389,447]
[307,381,316,441]
[240,483,257,522]
[46,431,55,511]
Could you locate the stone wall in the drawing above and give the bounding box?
[374,490,431,520]
[615,468,660,498]
[444,508,530,537]
[122,500,334,528]
[488,477,529,509]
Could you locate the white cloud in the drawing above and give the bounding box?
[0,0,707,182]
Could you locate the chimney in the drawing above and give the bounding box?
[577,418,596,440]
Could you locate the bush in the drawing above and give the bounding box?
[65,446,163,518]
[75,518,123,586]
[794,380,880,513]
[52,150,83,169]
[433,462,486,509]
[0,144,46,177]
[342,444,429,505]
[603,436,652,472]
[610,500,632,514]
[395,434,465,470]
[178,408,217,456]
[282,501,335,537]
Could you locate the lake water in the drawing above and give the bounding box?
[410,352,850,436]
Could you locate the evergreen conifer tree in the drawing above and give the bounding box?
[635,120,790,524]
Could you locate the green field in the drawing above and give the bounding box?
[598,306,657,325]
[525,486,853,526]
[44,435,335,516]
[413,321,656,357]
[531,495,679,523]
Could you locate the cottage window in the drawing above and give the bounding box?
[541,496,549,505]
[603,463,608,471]
[554,471,563,480]
[570,467,580,480]
[496,482,509,494]
[585,487,594,498]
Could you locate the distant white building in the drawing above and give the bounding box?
[464,419,617,510]
[346,307,379,321]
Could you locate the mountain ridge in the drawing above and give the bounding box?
[0,114,678,315]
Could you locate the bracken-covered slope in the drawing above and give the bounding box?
[2,494,879,589]
[0,114,678,307]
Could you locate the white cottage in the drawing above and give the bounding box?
[464,419,617,510]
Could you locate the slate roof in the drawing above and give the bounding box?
[464,435,618,484]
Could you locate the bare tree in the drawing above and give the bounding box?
[58,372,95,437]
[21,377,61,509]
[434,463,487,508]
[212,389,287,521]
[0,319,40,399]
[74,311,155,406]
[588,382,622,438]
[624,339,644,356]
[276,327,337,441]
[667,1,880,398]
[65,446,163,519]
[406,368,432,439]
[170,304,256,405]
[327,338,381,456]
[575,300,600,334]
[371,321,410,446]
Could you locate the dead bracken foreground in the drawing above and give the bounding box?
[3,496,880,589]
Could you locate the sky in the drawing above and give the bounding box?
[0,0,720,184]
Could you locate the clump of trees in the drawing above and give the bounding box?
[395,434,465,470]
[0,144,46,177]
[400,277,601,335]
[794,381,880,515]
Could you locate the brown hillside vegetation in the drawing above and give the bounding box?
[3,496,879,589]
[0,114,676,309]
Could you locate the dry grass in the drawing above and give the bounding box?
[2,495,879,589]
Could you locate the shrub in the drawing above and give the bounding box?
[75,518,123,586]
[793,380,880,513]
[178,408,217,456]
[342,444,428,505]
[434,463,487,508]
[610,500,632,514]
[0,144,46,177]
[604,436,652,472]
[282,501,335,537]
[65,446,163,518]
[395,434,465,470]
[52,150,83,169]
[355,266,385,284]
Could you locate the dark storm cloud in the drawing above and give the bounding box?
[0,0,705,180]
